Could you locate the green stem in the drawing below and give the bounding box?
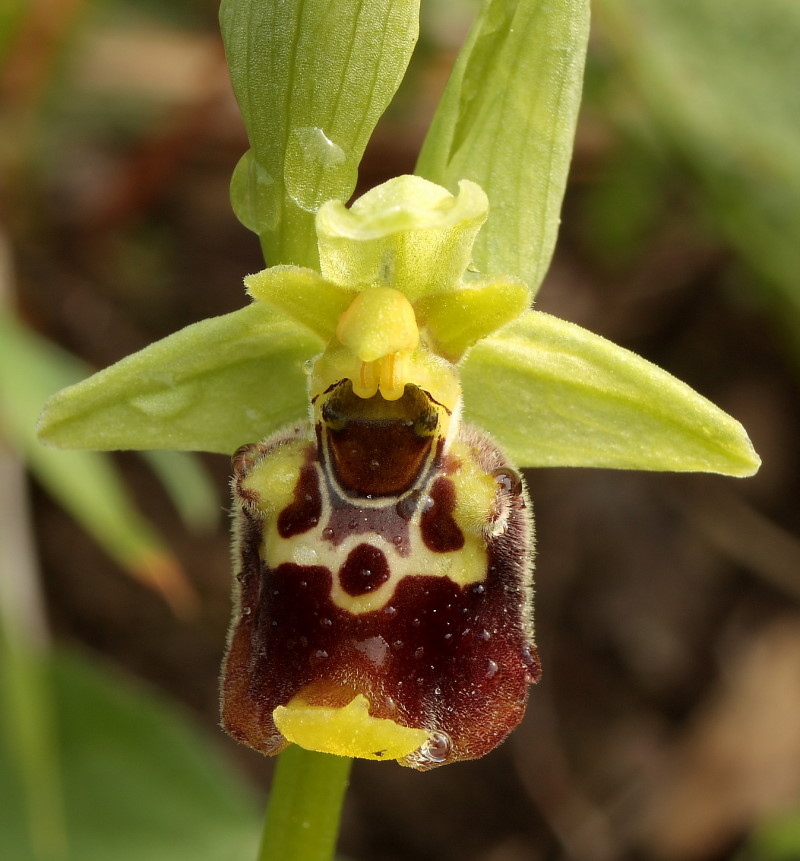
[258,747,352,861]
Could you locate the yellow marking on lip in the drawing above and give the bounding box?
[273,692,428,760]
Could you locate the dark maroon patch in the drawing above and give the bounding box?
[320,382,438,497]
[222,420,537,770]
[420,477,464,553]
[277,463,322,538]
[339,543,391,596]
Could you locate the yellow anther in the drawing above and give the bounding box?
[378,353,407,401]
[352,359,380,399]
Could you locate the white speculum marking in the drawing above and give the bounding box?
[262,460,489,615]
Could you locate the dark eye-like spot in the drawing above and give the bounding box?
[339,543,391,596]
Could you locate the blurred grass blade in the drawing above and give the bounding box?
[461,311,760,475]
[595,0,800,355]
[0,312,196,614]
[141,451,220,533]
[417,0,590,294]
[37,304,320,454]
[0,449,65,861]
[0,650,261,861]
[220,0,420,267]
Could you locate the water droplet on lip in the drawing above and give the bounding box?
[492,466,523,495]
[420,731,451,764]
[396,489,434,521]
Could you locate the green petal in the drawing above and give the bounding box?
[461,311,760,476]
[37,305,320,453]
[316,176,488,302]
[417,0,590,295]
[220,0,420,267]
[244,265,354,342]
[415,275,531,362]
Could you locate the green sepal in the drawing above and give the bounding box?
[244,266,354,342]
[417,0,590,295]
[37,305,321,454]
[416,276,531,362]
[220,0,420,267]
[461,311,760,476]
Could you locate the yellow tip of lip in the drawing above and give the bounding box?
[273,693,429,761]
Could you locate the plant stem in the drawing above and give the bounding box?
[258,746,352,861]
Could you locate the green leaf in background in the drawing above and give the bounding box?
[594,0,800,346]
[0,313,200,611]
[417,0,590,294]
[37,304,320,454]
[743,812,800,861]
[220,0,420,268]
[460,311,760,475]
[0,649,260,861]
[141,451,219,534]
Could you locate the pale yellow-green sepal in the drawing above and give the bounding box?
[415,275,532,362]
[244,266,354,342]
[37,304,320,453]
[316,175,488,302]
[273,694,429,761]
[461,310,761,476]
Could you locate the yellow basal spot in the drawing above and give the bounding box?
[273,693,429,760]
[240,441,307,518]
[450,443,499,538]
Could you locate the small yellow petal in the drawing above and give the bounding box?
[273,693,429,761]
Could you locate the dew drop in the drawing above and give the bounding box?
[420,731,451,764]
[480,629,491,641]
[434,686,442,696]
[284,126,353,212]
[486,659,499,679]
[241,606,252,617]
[322,527,335,540]
[472,583,486,596]
[230,150,280,233]
[132,382,197,419]
[396,489,434,521]
[492,466,523,495]
[320,617,333,627]
[384,605,397,617]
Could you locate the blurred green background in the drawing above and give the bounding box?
[1,0,799,859]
